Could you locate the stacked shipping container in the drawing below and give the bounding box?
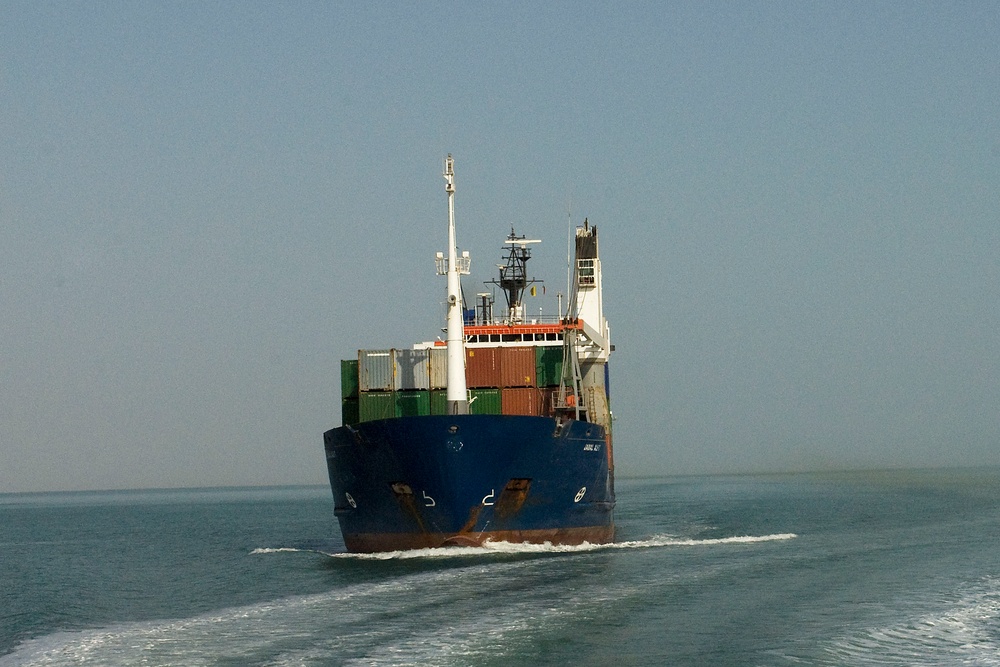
[342,345,571,425]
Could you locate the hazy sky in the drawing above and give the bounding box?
[2,2,998,492]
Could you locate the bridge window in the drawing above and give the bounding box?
[578,259,595,286]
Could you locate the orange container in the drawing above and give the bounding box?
[499,346,536,388]
[465,347,501,388]
[501,387,543,416]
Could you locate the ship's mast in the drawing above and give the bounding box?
[442,155,469,414]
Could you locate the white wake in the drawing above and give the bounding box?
[253,532,797,560]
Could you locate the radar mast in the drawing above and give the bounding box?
[486,229,542,324]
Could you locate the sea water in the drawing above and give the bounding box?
[3,470,1000,666]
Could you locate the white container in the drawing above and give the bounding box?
[429,347,448,389]
[394,349,430,390]
[358,350,394,391]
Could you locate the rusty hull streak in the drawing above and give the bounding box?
[494,478,531,519]
[389,482,429,533]
[458,504,483,533]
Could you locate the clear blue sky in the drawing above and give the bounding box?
[2,2,998,492]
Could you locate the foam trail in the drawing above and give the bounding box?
[253,533,797,560]
[0,568,497,667]
[824,578,1000,666]
[626,533,798,548]
[0,558,622,667]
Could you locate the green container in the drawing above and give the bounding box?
[341,398,360,425]
[359,391,396,422]
[430,389,448,415]
[535,346,563,387]
[341,359,359,399]
[396,390,430,417]
[469,388,502,415]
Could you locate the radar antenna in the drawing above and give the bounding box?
[486,228,542,324]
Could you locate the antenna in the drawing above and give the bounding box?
[565,210,572,319]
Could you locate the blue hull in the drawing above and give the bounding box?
[323,414,615,552]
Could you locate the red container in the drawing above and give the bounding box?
[500,346,536,388]
[501,387,543,416]
[465,347,501,388]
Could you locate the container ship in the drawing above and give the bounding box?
[323,156,615,552]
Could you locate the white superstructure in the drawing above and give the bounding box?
[571,220,611,363]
